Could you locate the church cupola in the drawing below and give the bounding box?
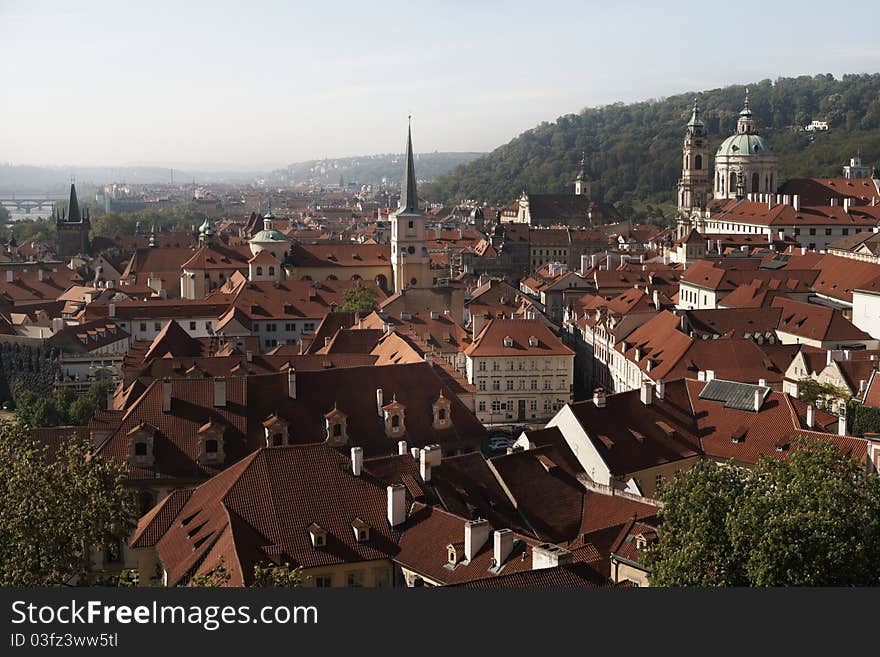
[736,89,758,135]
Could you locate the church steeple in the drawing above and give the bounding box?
[65,183,81,224]
[677,96,710,222]
[398,117,419,214]
[574,151,591,197]
[736,88,757,135]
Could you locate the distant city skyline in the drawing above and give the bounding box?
[2,0,880,169]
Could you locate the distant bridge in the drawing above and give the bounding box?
[0,193,68,215]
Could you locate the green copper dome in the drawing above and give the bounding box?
[251,229,288,243]
[716,133,773,157]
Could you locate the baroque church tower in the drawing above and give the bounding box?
[677,98,710,217]
[391,121,431,293]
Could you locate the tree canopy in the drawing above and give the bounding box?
[0,421,136,586]
[13,379,115,428]
[646,440,880,586]
[337,283,379,314]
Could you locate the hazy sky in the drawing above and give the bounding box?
[2,0,879,170]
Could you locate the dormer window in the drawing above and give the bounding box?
[308,523,327,548]
[263,413,291,447]
[134,441,148,456]
[197,420,225,465]
[432,392,452,431]
[528,336,538,347]
[126,422,156,467]
[352,518,370,543]
[324,406,349,446]
[382,395,406,438]
[447,542,463,565]
[503,336,514,347]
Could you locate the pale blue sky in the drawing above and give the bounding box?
[2,0,879,169]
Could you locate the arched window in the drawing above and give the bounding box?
[205,439,218,453]
[438,408,446,421]
[391,415,400,428]
[256,266,263,276]
[695,154,702,170]
[327,274,338,281]
[269,266,275,276]
[272,433,283,446]
[685,155,689,169]
[729,171,737,193]
[751,173,760,193]
[333,423,342,437]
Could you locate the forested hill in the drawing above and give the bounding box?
[424,74,880,216]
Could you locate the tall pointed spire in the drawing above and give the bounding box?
[398,116,419,214]
[66,183,81,224]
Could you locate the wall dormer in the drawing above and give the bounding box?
[432,391,452,431]
[324,405,349,446]
[196,419,225,466]
[382,395,406,438]
[126,421,156,468]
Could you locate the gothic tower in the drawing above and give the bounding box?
[678,98,710,216]
[56,183,91,258]
[391,121,431,293]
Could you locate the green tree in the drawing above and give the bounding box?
[251,562,303,587]
[797,377,850,408]
[644,460,747,586]
[0,421,136,586]
[647,440,880,586]
[337,283,379,314]
[0,205,10,223]
[189,558,232,587]
[13,379,113,427]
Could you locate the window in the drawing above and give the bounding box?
[478,401,486,412]
[154,322,161,331]
[544,379,551,390]
[491,400,501,412]
[272,433,283,446]
[655,473,664,490]
[408,221,414,229]
[346,571,364,588]
[506,380,514,391]
[492,380,500,391]
[189,321,196,330]
[256,266,263,276]
[478,380,486,391]
[265,339,277,348]
[438,408,446,420]
[809,228,816,236]
[134,442,147,456]
[478,361,486,372]
[315,576,332,588]
[304,323,316,331]
[530,400,537,411]
[842,228,849,236]
[205,439,218,453]
[825,228,832,236]
[492,361,500,371]
[374,568,391,588]
[269,266,275,276]
[332,423,342,437]
[531,379,538,390]
[205,322,212,331]
[694,154,702,170]
[391,415,400,428]
[266,323,277,332]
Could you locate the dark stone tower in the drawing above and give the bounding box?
[56,184,91,258]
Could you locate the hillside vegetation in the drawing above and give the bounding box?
[271,152,484,187]
[425,74,880,218]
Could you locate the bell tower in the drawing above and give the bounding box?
[574,152,591,197]
[391,119,431,293]
[677,98,710,217]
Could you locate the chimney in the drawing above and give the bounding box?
[698,371,706,382]
[213,377,227,407]
[410,447,419,459]
[656,378,665,401]
[843,198,851,213]
[532,543,572,570]
[838,409,848,437]
[350,446,363,477]
[287,366,296,399]
[593,388,606,408]
[324,336,331,348]
[37,268,44,282]
[831,197,837,207]
[758,378,766,387]
[108,303,116,318]
[493,529,514,568]
[652,289,659,309]
[386,484,406,527]
[162,378,172,413]
[793,194,800,211]
[464,519,490,562]
[754,388,763,412]
[640,379,653,405]
[245,350,253,363]
[419,448,432,482]
[397,440,408,456]
[706,370,715,382]
[5,270,11,283]
[376,388,384,417]
[806,404,815,429]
